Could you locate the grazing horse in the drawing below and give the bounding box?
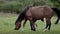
[15,6,53,31]
[52,8,60,24]
[23,8,60,28]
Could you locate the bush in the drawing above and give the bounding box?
[0,1,24,13]
[0,0,60,14]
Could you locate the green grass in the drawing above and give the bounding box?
[0,13,60,34]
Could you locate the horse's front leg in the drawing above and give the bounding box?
[27,17,36,31]
[23,19,27,28]
[29,19,36,31]
[30,20,36,31]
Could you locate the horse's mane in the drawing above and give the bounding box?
[15,6,32,24]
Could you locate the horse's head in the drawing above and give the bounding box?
[15,21,21,30]
[15,5,30,30]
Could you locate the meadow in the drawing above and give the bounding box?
[0,13,60,34]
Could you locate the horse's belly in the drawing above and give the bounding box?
[32,15,44,19]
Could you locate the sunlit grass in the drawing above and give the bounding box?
[0,13,60,34]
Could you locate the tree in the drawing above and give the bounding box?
[50,0,60,8]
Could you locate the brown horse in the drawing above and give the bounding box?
[23,8,60,29]
[15,6,53,31]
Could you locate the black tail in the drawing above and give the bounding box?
[15,6,32,24]
[52,8,60,24]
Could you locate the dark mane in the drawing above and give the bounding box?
[15,6,32,24]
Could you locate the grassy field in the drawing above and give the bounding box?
[0,13,60,34]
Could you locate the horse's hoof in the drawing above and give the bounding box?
[15,28,19,30]
[55,23,58,25]
[43,29,47,32]
[32,30,36,31]
[31,29,36,31]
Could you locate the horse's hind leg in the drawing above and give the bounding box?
[33,20,38,30]
[46,18,51,30]
[43,18,51,32]
[55,17,60,24]
[47,19,51,30]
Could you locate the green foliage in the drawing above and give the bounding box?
[50,0,60,8]
[0,0,60,13]
[0,1,24,13]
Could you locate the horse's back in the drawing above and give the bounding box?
[26,6,53,19]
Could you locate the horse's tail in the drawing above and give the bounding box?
[52,8,60,24]
[51,8,59,16]
[15,6,32,24]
